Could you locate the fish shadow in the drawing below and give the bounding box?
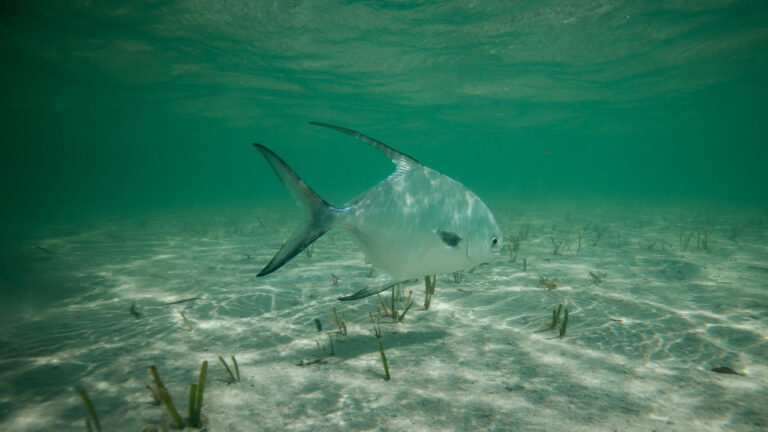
[316,328,450,361]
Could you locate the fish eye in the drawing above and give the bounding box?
[491,237,499,246]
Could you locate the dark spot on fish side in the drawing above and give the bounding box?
[314,318,322,332]
[437,230,462,247]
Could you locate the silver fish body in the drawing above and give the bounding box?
[343,164,501,279]
[253,122,502,300]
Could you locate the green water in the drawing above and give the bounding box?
[2,0,767,222]
[1,2,768,431]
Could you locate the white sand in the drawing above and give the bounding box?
[0,200,766,431]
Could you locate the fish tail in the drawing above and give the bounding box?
[253,143,342,276]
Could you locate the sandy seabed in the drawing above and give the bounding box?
[0,200,766,431]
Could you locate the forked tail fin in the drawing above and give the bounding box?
[253,143,339,276]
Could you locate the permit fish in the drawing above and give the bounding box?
[253,122,503,300]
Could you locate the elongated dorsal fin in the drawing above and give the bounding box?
[309,122,421,168]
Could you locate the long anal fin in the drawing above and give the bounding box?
[338,278,402,301]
